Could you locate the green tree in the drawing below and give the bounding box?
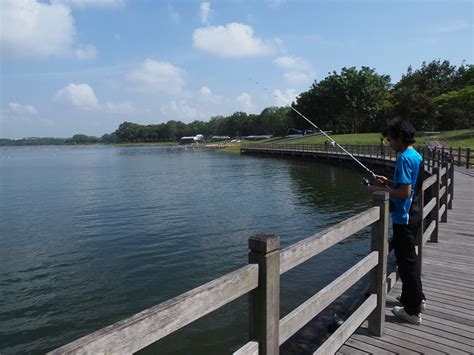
[434,86,474,129]
[392,60,473,130]
[292,67,391,133]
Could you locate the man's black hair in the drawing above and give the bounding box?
[382,119,416,145]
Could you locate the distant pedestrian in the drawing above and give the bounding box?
[367,120,426,325]
[380,137,385,157]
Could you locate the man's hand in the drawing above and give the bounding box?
[375,175,388,185]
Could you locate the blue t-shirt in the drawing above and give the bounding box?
[391,147,423,225]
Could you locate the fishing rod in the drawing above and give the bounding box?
[250,79,377,183]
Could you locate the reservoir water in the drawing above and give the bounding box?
[0,146,375,354]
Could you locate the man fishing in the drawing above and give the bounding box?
[367,120,426,325]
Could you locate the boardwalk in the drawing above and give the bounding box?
[339,171,474,354]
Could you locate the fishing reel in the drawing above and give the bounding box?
[362,177,371,186]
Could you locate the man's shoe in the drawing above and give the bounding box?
[420,300,426,312]
[395,297,426,312]
[391,306,422,325]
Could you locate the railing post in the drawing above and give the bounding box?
[248,234,280,355]
[418,170,426,266]
[440,157,448,223]
[458,147,461,166]
[368,191,389,337]
[431,167,440,243]
[466,148,471,169]
[448,156,454,209]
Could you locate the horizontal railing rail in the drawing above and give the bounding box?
[50,144,454,355]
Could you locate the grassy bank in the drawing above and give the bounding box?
[277,129,474,149]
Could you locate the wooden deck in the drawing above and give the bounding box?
[339,171,474,355]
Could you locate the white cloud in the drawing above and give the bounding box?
[161,100,202,120]
[193,23,273,58]
[200,2,211,23]
[273,56,311,71]
[54,82,135,114]
[55,83,98,108]
[273,89,298,105]
[8,102,38,115]
[75,44,97,60]
[1,0,75,59]
[273,55,315,85]
[127,59,186,95]
[236,92,255,112]
[51,0,125,9]
[168,4,180,24]
[200,86,212,96]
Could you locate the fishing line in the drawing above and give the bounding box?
[249,78,377,180]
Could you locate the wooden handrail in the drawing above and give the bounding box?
[279,207,380,274]
[279,251,379,344]
[48,264,259,354]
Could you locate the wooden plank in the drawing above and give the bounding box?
[423,219,436,243]
[280,207,379,274]
[314,294,377,355]
[351,332,420,354]
[384,320,474,352]
[423,197,437,217]
[383,309,474,346]
[344,338,394,354]
[382,327,470,355]
[233,341,258,355]
[279,252,378,344]
[422,175,437,191]
[48,264,259,355]
[336,344,370,355]
[440,186,446,198]
[439,204,446,218]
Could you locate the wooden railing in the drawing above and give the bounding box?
[427,146,472,169]
[49,147,454,355]
[242,142,398,161]
[242,142,472,169]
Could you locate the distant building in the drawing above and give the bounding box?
[180,134,205,144]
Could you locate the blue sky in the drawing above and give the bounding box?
[1,0,472,138]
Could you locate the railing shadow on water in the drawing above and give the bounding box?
[48,145,454,355]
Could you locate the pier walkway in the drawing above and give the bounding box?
[339,170,474,354]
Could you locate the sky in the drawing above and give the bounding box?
[0,0,473,138]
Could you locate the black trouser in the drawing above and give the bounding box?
[392,223,425,315]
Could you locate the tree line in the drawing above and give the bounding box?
[1,59,472,146]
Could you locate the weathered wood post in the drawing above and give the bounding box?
[368,191,389,337]
[440,156,448,223]
[448,155,454,209]
[248,234,280,355]
[418,167,426,261]
[466,148,471,169]
[431,167,440,243]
